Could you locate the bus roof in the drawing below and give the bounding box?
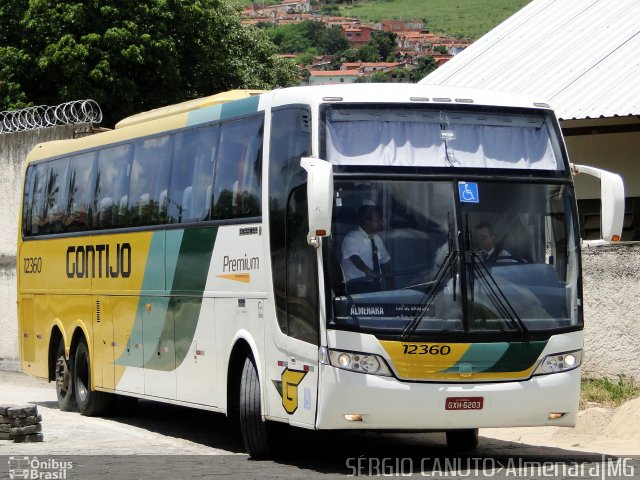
[24,89,266,164]
[25,84,554,164]
[268,83,554,111]
[114,89,265,129]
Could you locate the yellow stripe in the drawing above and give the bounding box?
[379,340,538,381]
[216,273,251,283]
[380,340,470,377]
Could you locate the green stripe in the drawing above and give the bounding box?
[483,341,547,373]
[165,230,184,291]
[170,227,218,368]
[444,343,510,373]
[443,341,547,374]
[117,227,218,371]
[186,96,260,127]
[169,227,217,292]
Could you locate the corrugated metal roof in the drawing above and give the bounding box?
[420,0,640,120]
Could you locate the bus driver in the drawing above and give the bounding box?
[341,205,391,288]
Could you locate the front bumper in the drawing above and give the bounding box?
[316,364,580,430]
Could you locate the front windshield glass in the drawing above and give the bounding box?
[326,180,464,335]
[464,182,580,333]
[324,180,580,338]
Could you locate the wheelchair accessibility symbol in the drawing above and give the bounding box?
[458,182,479,203]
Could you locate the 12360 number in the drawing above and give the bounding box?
[23,256,43,274]
[402,344,451,355]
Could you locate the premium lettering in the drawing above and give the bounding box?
[223,254,259,272]
[66,243,131,279]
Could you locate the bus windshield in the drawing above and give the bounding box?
[324,179,580,338]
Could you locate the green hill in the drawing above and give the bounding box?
[235,0,531,40]
[340,0,531,39]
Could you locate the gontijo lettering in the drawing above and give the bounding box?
[66,243,132,278]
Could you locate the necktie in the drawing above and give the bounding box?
[370,237,380,274]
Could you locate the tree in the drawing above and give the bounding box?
[369,31,397,62]
[369,71,389,83]
[357,44,381,62]
[266,21,348,56]
[0,0,300,126]
[410,56,437,82]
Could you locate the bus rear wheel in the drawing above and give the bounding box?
[446,428,479,451]
[73,338,113,416]
[239,356,272,458]
[55,339,77,412]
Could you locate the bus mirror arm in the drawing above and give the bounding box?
[571,163,625,243]
[301,157,334,247]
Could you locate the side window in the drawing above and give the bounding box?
[29,159,70,235]
[129,136,172,226]
[212,116,263,220]
[93,144,133,229]
[268,107,312,334]
[22,166,37,237]
[167,126,218,224]
[66,152,96,233]
[285,186,319,345]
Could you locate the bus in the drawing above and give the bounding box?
[17,84,624,456]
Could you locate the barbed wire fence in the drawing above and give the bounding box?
[0,99,103,134]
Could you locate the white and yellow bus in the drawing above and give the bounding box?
[18,84,624,456]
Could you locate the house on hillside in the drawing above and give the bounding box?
[307,69,360,85]
[379,19,425,33]
[311,55,333,70]
[280,0,312,13]
[421,0,640,240]
[342,25,376,46]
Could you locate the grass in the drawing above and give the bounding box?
[232,0,532,40]
[580,375,640,409]
[339,0,531,39]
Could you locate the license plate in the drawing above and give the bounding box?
[445,397,484,410]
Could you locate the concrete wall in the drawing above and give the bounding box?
[581,242,640,380]
[565,130,640,199]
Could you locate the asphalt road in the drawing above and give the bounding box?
[0,370,636,480]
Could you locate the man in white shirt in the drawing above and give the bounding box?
[341,205,391,286]
[473,222,512,262]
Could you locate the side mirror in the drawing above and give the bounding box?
[571,164,625,242]
[300,157,333,246]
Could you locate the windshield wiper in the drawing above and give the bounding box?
[401,250,459,340]
[471,253,530,342]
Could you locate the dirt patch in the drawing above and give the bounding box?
[605,397,640,440]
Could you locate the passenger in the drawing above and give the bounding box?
[473,222,512,262]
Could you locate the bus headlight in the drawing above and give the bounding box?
[533,349,582,375]
[327,349,392,376]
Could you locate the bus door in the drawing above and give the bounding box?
[93,296,115,390]
[278,185,320,427]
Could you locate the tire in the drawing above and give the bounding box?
[446,428,479,451]
[239,357,272,458]
[54,339,78,412]
[73,338,113,416]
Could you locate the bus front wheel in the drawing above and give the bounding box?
[55,339,78,412]
[73,338,113,416]
[446,428,479,451]
[239,356,271,458]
